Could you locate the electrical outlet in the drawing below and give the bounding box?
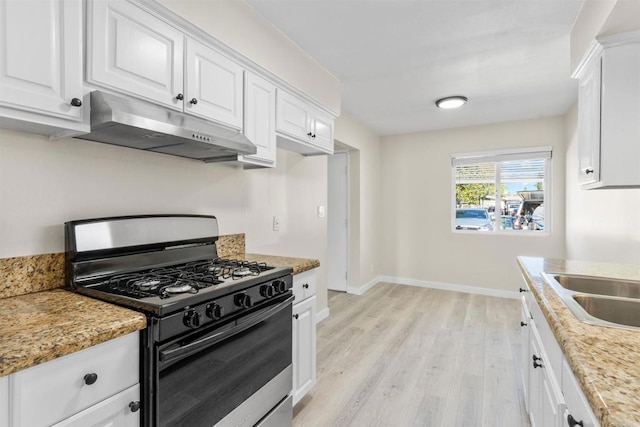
[272,216,280,231]
[317,205,326,218]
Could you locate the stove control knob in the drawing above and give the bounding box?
[183,310,202,329]
[273,280,287,293]
[260,284,274,298]
[206,303,224,320]
[234,293,252,308]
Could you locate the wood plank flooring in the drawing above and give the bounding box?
[293,283,530,427]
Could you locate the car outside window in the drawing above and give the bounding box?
[451,147,551,234]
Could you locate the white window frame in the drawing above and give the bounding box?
[451,146,552,236]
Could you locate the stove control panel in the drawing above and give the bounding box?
[154,274,293,341]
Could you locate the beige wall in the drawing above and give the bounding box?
[333,113,382,290]
[157,0,341,114]
[380,117,567,293]
[564,105,640,264]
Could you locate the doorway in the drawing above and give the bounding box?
[327,150,349,291]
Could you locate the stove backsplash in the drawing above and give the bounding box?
[0,233,246,300]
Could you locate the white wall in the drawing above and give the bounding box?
[333,113,382,290]
[564,104,640,264]
[0,127,329,304]
[379,117,567,293]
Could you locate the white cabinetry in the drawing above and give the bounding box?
[276,89,334,155]
[239,72,277,168]
[292,269,317,405]
[573,30,640,189]
[6,332,140,427]
[0,375,8,427]
[520,279,600,427]
[0,0,87,136]
[88,0,244,130]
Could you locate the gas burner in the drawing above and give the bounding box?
[163,283,196,294]
[135,279,162,290]
[233,267,254,278]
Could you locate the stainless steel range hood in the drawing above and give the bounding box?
[74,91,256,162]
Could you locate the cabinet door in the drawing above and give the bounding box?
[577,55,601,185]
[292,295,316,406]
[185,38,244,129]
[87,0,184,110]
[530,323,564,427]
[310,112,334,154]
[52,384,140,427]
[0,0,83,120]
[241,72,276,167]
[520,296,530,414]
[10,332,138,427]
[276,89,311,141]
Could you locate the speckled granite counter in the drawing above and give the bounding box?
[239,253,320,275]
[517,257,640,427]
[0,289,146,378]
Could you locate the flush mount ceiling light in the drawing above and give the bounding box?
[435,96,468,109]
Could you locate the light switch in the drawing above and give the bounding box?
[317,205,326,218]
[273,216,280,231]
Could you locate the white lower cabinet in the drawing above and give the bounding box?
[6,332,140,427]
[520,279,600,427]
[0,375,8,427]
[292,269,317,406]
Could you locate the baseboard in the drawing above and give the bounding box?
[377,275,519,299]
[347,275,381,295]
[316,307,330,324]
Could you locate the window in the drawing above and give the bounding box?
[451,147,551,234]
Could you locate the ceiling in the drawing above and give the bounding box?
[245,0,585,136]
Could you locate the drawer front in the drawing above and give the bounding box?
[11,332,139,427]
[293,269,317,302]
[52,384,140,427]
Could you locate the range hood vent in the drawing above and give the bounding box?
[74,91,256,162]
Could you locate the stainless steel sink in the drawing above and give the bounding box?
[551,274,640,299]
[573,294,640,328]
[542,272,640,331]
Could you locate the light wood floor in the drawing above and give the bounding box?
[293,283,530,427]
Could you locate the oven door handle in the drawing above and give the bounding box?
[159,294,294,364]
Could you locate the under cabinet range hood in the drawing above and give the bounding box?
[74,91,256,162]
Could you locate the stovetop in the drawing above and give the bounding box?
[74,258,293,317]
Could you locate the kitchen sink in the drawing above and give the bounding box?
[551,274,640,299]
[573,295,640,328]
[542,273,640,330]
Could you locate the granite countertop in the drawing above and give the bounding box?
[239,253,320,275]
[0,289,146,378]
[517,257,640,427]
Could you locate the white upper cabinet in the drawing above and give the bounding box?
[573,30,640,189]
[87,0,185,110]
[185,38,244,130]
[276,89,334,155]
[240,72,276,167]
[87,0,245,130]
[0,0,87,135]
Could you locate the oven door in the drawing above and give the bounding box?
[154,293,293,427]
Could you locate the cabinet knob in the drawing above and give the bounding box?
[520,321,527,327]
[567,414,584,427]
[532,354,543,369]
[70,98,82,107]
[129,401,141,413]
[585,168,594,174]
[83,373,98,385]
[519,288,528,293]
[293,313,299,320]
[190,98,198,105]
[176,93,184,100]
[311,134,316,138]
[303,283,309,289]
[307,132,312,137]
